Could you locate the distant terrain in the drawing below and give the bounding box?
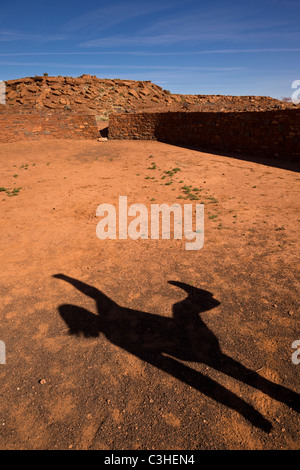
[2,74,298,120]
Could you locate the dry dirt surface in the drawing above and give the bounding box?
[0,138,299,450]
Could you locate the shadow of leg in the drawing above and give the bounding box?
[213,354,300,413]
[133,350,272,433]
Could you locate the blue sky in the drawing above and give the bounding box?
[0,0,299,97]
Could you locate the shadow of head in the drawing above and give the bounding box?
[168,280,220,311]
[58,305,102,338]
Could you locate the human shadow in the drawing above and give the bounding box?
[53,274,300,433]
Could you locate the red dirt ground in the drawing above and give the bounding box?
[0,138,299,450]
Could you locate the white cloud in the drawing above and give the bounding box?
[78,4,300,48]
[1,48,300,57]
[0,30,67,42]
[63,1,177,33]
[0,61,245,72]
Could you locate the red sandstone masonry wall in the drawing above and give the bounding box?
[109,113,159,141]
[109,109,300,160]
[0,113,99,143]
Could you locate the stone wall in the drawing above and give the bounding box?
[5,75,295,115]
[109,109,300,160]
[0,112,99,142]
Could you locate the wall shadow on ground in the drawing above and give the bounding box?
[158,142,300,173]
[108,110,300,172]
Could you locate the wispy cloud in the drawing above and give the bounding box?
[140,5,299,39]
[0,30,67,42]
[0,61,245,72]
[80,29,300,47]
[63,1,177,33]
[1,48,300,57]
[79,4,300,48]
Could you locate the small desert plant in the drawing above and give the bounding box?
[147,163,157,170]
[3,187,22,197]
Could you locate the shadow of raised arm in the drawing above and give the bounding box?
[53,274,117,312]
